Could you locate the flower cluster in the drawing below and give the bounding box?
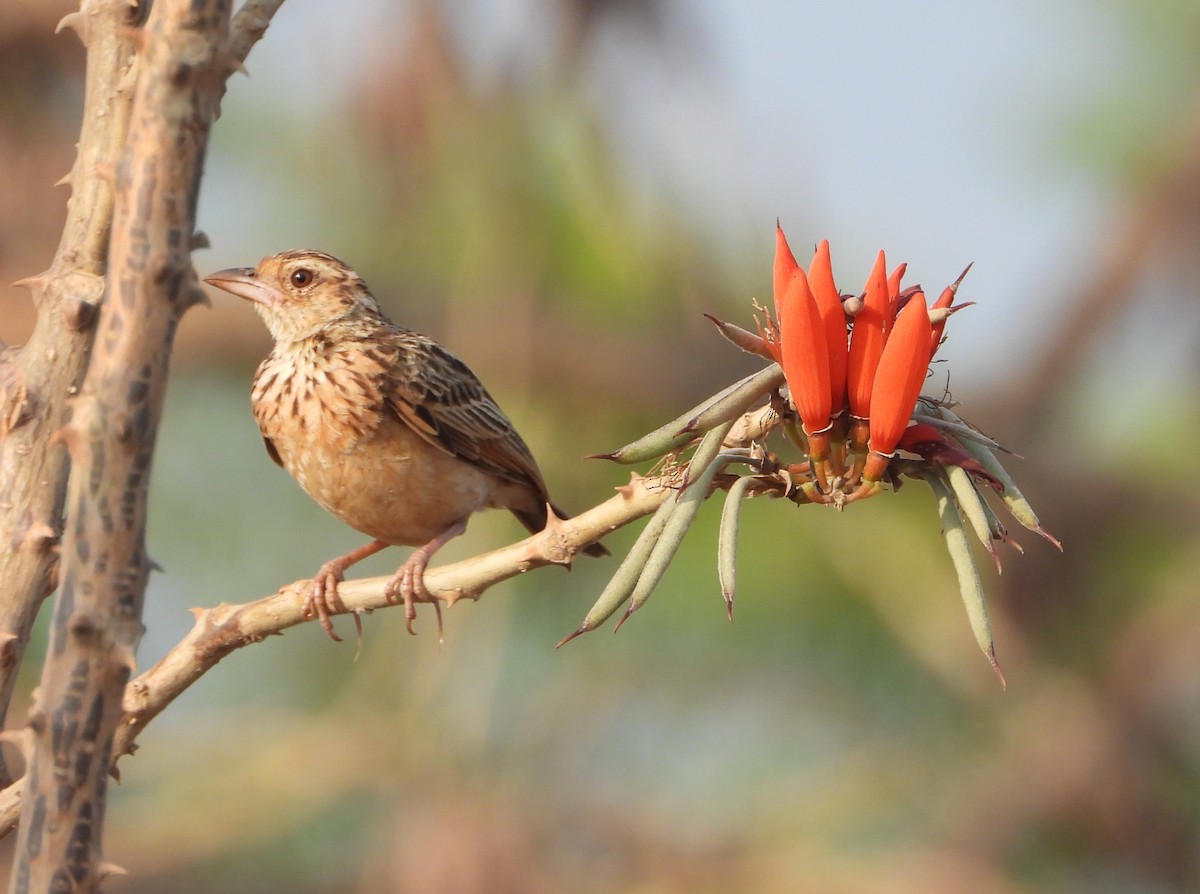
[763,225,969,505]
[578,223,1058,682]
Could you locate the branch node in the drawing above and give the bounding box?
[64,296,100,331]
[22,521,60,554]
[538,505,576,566]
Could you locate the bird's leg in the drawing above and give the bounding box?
[385,521,466,639]
[307,539,391,641]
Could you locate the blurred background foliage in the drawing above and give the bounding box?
[2,0,1200,891]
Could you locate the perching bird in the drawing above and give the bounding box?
[205,250,607,640]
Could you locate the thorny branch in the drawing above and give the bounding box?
[0,1,288,888]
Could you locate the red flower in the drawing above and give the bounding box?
[865,292,933,476]
[886,261,907,326]
[846,250,890,419]
[777,267,832,438]
[773,224,799,323]
[807,239,849,415]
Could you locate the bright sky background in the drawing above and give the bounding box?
[205,0,1149,398]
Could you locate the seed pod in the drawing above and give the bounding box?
[925,473,1006,688]
[717,474,756,620]
[590,366,781,464]
[942,464,1001,574]
[934,407,1061,551]
[556,490,677,647]
[616,421,736,630]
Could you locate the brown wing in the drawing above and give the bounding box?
[377,330,551,500]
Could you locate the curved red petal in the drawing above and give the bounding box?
[778,268,832,434]
[886,261,907,325]
[807,240,848,414]
[773,224,800,322]
[868,294,933,460]
[846,250,889,418]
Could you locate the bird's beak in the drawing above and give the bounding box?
[203,268,283,307]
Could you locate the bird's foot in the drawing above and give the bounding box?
[305,564,347,643]
[385,551,445,643]
[304,540,390,644]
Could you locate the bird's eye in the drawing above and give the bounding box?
[290,268,315,287]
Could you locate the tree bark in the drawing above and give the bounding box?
[0,0,135,791]
[8,1,232,889]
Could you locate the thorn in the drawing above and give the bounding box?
[352,611,363,661]
[612,604,636,634]
[146,554,164,573]
[988,648,1007,690]
[614,471,643,499]
[96,861,129,881]
[555,623,590,649]
[191,231,211,251]
[12,273,48,291]
[54,171,73,188]
[55,11,90,45]
[1037,527,1064,552]
[585,451,619,461]
[986,544,1002,575]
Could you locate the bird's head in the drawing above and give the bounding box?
[204,250,385,343]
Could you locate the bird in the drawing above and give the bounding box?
[204,249,607,641]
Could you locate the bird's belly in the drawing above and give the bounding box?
[276,417,504,546]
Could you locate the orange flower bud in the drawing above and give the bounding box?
[886,261,907,325]
[773,224,799,324]
[930,263,972,355]
[846,250,889,419]
[807,239,849,415]
[778,268,832,438]
[867,293,933,471]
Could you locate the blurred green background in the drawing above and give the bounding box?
[3,1,1200,891]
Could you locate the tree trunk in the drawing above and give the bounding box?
[9,1,230,889]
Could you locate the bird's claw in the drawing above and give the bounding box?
[385,556,445,643]
[304,568,346,643]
